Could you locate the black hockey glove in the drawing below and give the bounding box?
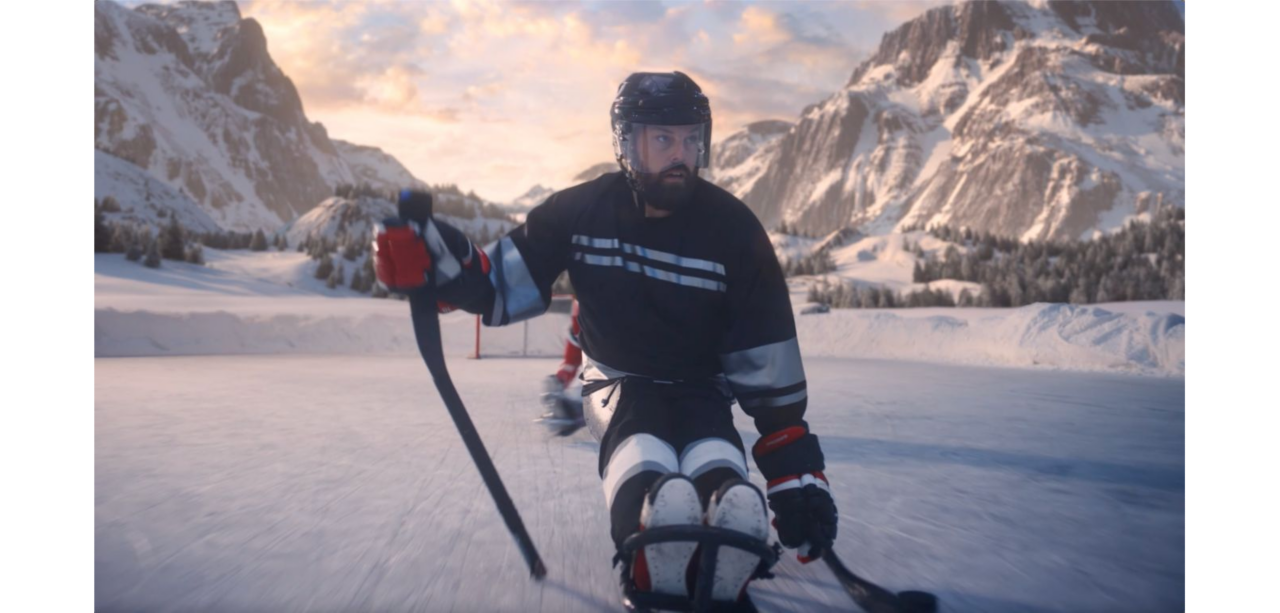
[766,474,838,562]
[752,425,838,563]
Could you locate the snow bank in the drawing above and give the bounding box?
[795,303,1184,376]
[95,254,1184,376]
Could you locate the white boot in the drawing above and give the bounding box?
[635,473,702,597]
[704,479,769,603]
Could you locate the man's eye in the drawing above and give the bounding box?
[655,135,671,144]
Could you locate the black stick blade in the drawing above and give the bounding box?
[897,590,938,613]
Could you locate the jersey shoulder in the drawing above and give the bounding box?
[543,171,625,212]
[520,171,623,233]
[697,177,767,234]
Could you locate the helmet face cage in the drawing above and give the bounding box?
[613,122,710,177]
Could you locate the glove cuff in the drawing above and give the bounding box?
[752,426,826,483]
[765,472,829,497]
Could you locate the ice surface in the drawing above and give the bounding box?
[95,355,1184,612]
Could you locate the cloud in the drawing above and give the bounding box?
[853,0,954,24]
[703,0,745,23]
[734,6,790,46]
[224,1,911,201]
[240,0,448,117]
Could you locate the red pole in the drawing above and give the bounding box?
[473,314,481,359]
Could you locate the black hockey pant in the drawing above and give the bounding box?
[588,377,749,548]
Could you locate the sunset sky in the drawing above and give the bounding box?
[157,1,950,202]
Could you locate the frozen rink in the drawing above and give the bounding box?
[95,354,1183,612]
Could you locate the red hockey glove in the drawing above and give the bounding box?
[373,213,491,310]
[374,219,434,292]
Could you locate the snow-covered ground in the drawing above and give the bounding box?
[94,249,1184,611]
[95,252,1184,376]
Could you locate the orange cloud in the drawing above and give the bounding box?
[734,6,790,46]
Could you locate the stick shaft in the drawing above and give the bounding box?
[408,291,547,579]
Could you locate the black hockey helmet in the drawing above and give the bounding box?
[610,71,712,194]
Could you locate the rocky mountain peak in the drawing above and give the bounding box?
[94,0,431,232]
[136,1,242,58]
[712,0,1184,242]
[849,0,1015,89]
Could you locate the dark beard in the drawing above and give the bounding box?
[639,165,697,212]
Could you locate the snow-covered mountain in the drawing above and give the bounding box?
[573,163,619,183]
[93,0,429,232]
[711,0,1184,242]
[705,120,792,199]
[332,140,428,194]
[95,149,222,233]
[500,184,556,220]
[282,188,517,249]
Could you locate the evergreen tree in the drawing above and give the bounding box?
[185,244,205,265]
[95,209,112,253]
[327,263,343,289]
[110,224,132,253]
[361,253,375,284]
[1169,272,1185,301]
[342,238,361,261]
[960,253,976,282]
[857,288,876,309]
[942,245,961,279]
[977,242,994,261]
[250,229,269,252]
[314,254,334,280]
[161,216,186,260]
[143,240,162,268]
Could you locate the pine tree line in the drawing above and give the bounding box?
[807,207,1184,310]
[908,207,1184,305]
[783,249,836,277]
[96,200,204,267]
[774,220,822,238]
[333,182,389,200]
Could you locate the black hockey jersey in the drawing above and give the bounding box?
[474,171,807,434]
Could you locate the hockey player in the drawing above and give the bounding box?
[537,299,586,436]
[375,71,837,608]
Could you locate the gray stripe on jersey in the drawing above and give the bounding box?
[720,337,806,393]
[737,388,808,409]
[573,252,727,292]
[486,236,547,325]
[571,235,726,276]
